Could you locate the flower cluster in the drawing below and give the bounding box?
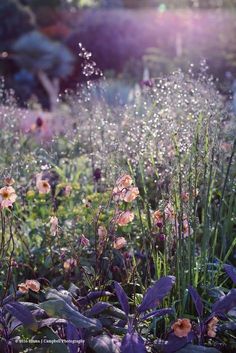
[18,279,41,293]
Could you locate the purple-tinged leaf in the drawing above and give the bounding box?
[163,333,192,353]
[89,334,120,353]
[141,308,173,321]
[188,286,203,317]
[38,318,67,328]
[78,291,113,305]
[5,302,36,327]
[114,281,130,316]
[86,302,111,317]
[121,332,147,353]
[67,322,80,353]
[224,264,236,284]
[138,276,175,313]
[212,289,236,314]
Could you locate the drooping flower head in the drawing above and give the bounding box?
[18,279,40,293]
[116,174,133,191]
[0,186,17,209]
[49,216,59,236]
[36,174,51,194]
[207,317,219,338]
[171,318,192,338]
[115,211,134,226]
[80,234,90,248]
[113,237,127,250]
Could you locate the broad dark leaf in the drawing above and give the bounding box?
[138,276,175,313]
[188,286,203,317]
[224,264,236,284]
[86,302,111,317]
[39,299,102,330]
[162,333,189,353]
[89,334,120,353]
[66,322,80,353]
[176,344,220,352]
[5,301,36,329]
[121,332,147,353]
[212,289,236,314]
[141,308,173,321]
[114,281,130,316]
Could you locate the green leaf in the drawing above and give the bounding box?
[39,299,102,330]
[29,327,69,353]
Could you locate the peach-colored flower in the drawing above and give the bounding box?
[36,179,51,194]
[98,225,108,243]
[113,237,127,250]
[64,185,72,196]
[172,318,192,338]
[0,186,17,208]
[164,202,175,222]
[183,217,193,238]
[80,234,90,247]
[116,174,132,191]
[63,258,77,271]
[18,280,40,293]
[25,280,40,293]
[207,317,219,338]
[153,210,164,226]
[49,216,58,236]
[181,192,189,203]
[4,177,15,186]
[18,283,29,293]
[123,187,139,202]
[115,211,134,226]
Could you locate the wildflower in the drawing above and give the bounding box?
[64,185,72,196]
[25,279,40,293]
[4,177,15,186]
[181,192,189,203]
[36,179,51,194]
[207,317,219,338]
[18,283,29,293]
[183,217,193,238]
[123,186,139,202]
[98,225,108,243]
[63,258,77,271]
[113,237,127,250]
[164,203,175,222]
[153,210,163,227]
[49,216,58,236]
[115,211,134,226]
[80,234,90,247]
[116,174,132,191]
[18,279,40,293]
[172,318,192,338]
[0,186,17,208]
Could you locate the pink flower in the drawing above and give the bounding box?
[123,187,139,203]
[49,216,59,236]
[0,186,17,209]
[36,174,51,194]
[18,279,40,293]
[98,226,108,243]
[115,211,134,226]
[207,317,219,338]
[80,234,90,248]
[172,319,192,338]
[116,174,133,191]
[164,202,175,222]
[113,237,127,250]
[63,258,77,271]
[64,185,72,196]
[153,210,164,227]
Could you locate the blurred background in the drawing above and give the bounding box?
[1,0,236,109]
